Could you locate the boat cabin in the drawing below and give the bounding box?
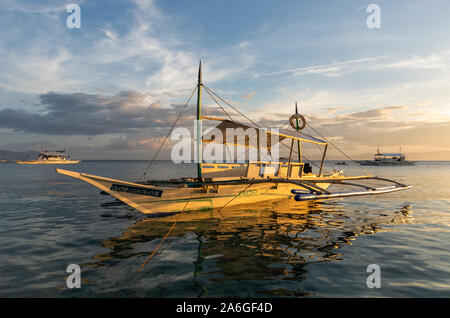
[38,151,68,161]
[374,153,406,163]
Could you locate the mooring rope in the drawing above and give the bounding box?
[129,194,193,281]
[130,179,254,281]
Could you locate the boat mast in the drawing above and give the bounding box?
[196,61,203,179]
[295,102,302,163]
[287,102,300,178]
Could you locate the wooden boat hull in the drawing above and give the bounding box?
[16,160,81,164]
[56,169,334,215]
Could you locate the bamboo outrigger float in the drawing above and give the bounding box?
[57,62,410,215]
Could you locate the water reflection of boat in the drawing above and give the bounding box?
[57,62,410,215]
[87,201,412,296]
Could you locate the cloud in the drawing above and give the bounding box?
[2,0,72,17]
[0,91,196,136]
[335,105,407,122]
[371,53,449,71]
[255,51,450,79]
[255,56,389,78]
[230,105,450,159]
[1,93,448,159]
[242,91,256,99]
[0,0,257,99]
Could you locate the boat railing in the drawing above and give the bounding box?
[201,161,306,179]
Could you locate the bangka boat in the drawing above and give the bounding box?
[358,147,415,166]
[16,149,80,164]
[57,62,410,215]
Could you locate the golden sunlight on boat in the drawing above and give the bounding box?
[56,62,410,216]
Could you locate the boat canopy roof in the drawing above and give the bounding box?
[202,117,328,147]
[41,151,66,156]
[375,153,405,157]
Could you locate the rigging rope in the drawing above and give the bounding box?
[305,121,370,175]
[137,86,197,182]
[278,140,330,173]
[203,85,276,160]
[203,85,260,128]
[203,86,234,121]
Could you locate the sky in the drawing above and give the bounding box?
[0,0,449,160]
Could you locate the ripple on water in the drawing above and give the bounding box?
[0,161,449,297]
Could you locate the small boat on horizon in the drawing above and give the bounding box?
[358,147,415,166]
[16,149,80,165]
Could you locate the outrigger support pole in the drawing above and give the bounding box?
[287,139,294,178]
[318,144,328,176]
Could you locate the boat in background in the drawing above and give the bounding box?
[16,149,80,165]
[358,147,415,166]
[57,62,410,215]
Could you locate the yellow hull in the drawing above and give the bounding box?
[16,160,81,164]
[56,169,337,215]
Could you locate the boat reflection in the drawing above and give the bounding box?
[89,199,413,296]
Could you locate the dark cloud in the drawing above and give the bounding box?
[0,91,197,136]
[2,96,448,160]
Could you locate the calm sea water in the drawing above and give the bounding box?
[0,160,449,297]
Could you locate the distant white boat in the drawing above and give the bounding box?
[16,149,80,165]
[358,147,415,166]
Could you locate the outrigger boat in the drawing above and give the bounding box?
[17,149,80,164]
[57,63,410,215]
